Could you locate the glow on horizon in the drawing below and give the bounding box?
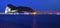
[0,12,60,15]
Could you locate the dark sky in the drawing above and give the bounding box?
[0,0,60,12]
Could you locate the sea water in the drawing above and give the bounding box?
[0,14,60,28]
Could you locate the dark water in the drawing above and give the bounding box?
[0,14,60,28]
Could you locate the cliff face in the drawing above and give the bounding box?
[16,6,35,13]
[7,4,35,13]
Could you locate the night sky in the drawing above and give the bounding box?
[0,0,60,12]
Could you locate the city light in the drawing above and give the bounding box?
[32,12,37,15]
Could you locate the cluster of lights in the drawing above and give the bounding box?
[32,12,60,15]
[32,12,37,15]
[0,12,60,15]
